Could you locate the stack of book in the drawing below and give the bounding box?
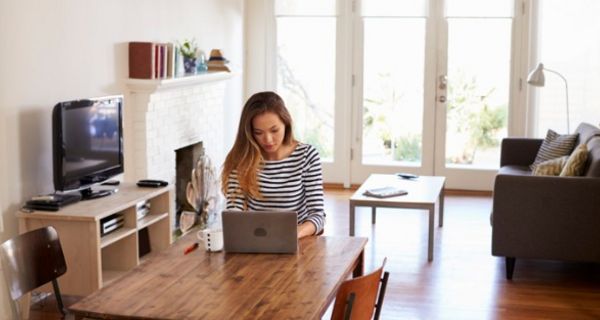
[207,49,230,72]
[129,42,182,79]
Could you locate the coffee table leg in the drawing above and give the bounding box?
[428,206,434,261]
[349,202,355,236]
[371,206,376,224]
[439,186,445,227]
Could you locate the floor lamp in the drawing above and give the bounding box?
[527,63,570,133]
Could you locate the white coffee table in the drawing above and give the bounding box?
[349,174,446,261]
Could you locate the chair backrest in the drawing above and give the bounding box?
[331,258,389,320]
[0,226,67,314]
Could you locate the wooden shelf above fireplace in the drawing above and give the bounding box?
[125,71,233,92]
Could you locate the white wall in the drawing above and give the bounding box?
[0,0,244,317]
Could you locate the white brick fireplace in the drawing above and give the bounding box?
[124,72,232,184]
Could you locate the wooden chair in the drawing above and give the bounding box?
[0,226,68,318]
[331,258,390,320]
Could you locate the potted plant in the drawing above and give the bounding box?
[180,39,198,75]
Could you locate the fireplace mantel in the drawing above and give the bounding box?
[125,71,233,93]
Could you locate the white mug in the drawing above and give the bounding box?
[197,228,223,252]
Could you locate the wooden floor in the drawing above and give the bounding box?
[323,188,600,320]
[31,189,600,320]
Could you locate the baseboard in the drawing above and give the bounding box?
[323,183,492,197]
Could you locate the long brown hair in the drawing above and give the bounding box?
[221,91,295,198]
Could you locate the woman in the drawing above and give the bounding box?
[221,91,325,238]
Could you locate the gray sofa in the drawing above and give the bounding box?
[491,122,600,279]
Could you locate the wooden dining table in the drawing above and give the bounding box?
[69,233,367,319]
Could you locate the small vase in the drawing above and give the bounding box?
[183,57,197,75]
[196,52,208,73]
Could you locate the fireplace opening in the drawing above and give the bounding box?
[174,142,205,234]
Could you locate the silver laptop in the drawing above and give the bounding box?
[222,210,298,254]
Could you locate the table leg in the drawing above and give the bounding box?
[349,202,355,236]
[371,206,376,224]
[439,185,445,227]
[428,206,434,262]
[353,249,364,277]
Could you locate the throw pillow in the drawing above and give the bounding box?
[532,156,568,176]
[560,143,588,176]
[530,129,578,170]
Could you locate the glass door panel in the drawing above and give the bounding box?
[276,17,337,161]
[361,18,426,166]
[430,0,515,190]
[445,0,513,17]
[350,0,435,184]
[444,18,511,169]
[275,0,336,15]
[361,0,427,17]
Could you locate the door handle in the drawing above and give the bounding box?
[438,95,446,103]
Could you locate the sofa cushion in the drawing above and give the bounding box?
[574,123,600,177]
[584,137,600,177]
[530,129,578,170]
[560,144,588,176]
[533,156,568,176]
[574,122,600,145]
[499,165,532,176]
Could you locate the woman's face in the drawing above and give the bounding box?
[252,111,286,160]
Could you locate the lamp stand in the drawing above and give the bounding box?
[544,68,570,133]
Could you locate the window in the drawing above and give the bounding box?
[275,0,337,160]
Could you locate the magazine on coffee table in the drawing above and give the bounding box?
[363,186,408,198]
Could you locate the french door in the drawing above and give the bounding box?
[272,0,522,190]
[351,0,519,190]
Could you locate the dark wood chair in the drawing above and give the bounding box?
[0,226,68,318]
[330,258,389,320]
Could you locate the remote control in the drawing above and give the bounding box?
[396,173,419,180]
[137,180,167,188]
[137,179,168,186]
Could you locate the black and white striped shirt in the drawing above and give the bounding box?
[225,143,325,234]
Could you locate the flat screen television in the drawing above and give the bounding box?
[52,95,124,199]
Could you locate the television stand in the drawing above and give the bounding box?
[80,187,117,200]
[17,183,173,296]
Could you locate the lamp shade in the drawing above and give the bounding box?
[527,63,545,86]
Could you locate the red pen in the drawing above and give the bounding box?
[184,242,199,255]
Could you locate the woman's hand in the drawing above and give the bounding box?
[297,221,317,239]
